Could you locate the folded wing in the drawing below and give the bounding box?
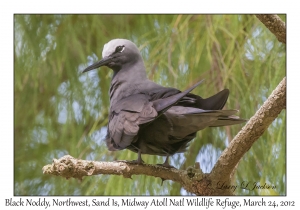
[106,94,157,150]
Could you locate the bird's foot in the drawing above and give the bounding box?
[115,159,144,165]
[156,163,176,168]
[115,149,144,164]
[115,160,129,163]
[156,155,175,168]
[127,159,144,165]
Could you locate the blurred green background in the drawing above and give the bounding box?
[14,14,286,195]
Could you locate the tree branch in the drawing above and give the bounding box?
[255,14,286,44]
[42,155,184,181]
[210,77,286,181]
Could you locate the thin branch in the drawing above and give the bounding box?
[255,15,286,44]
[210,77,286,181]
[43,155,184,182]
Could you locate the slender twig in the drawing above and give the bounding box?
[43,155,184,182]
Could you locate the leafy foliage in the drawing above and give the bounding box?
[14,15,286,195]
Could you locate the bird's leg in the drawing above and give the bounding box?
[157,155,175,168]
[135,149,144,164]
[126,149,144,164]
[115,149,144,164]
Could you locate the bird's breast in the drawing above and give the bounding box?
[110,82,149,109]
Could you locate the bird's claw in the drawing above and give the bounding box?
[115,160,129,163]
[156,163,176,169]
[128,159,144,164]
[115,159,144,164]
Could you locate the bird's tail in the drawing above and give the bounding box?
[186,89,230,110]
[209,114,247,127]
[196,89,247,126]
[202,89,229,110]
[192,109,247,127]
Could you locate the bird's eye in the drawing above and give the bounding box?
[115,45,125,53]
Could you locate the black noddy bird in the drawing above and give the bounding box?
[82,39,245,168]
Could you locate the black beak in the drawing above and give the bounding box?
[82,56,112,73]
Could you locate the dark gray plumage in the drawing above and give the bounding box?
[82,39,245,167]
